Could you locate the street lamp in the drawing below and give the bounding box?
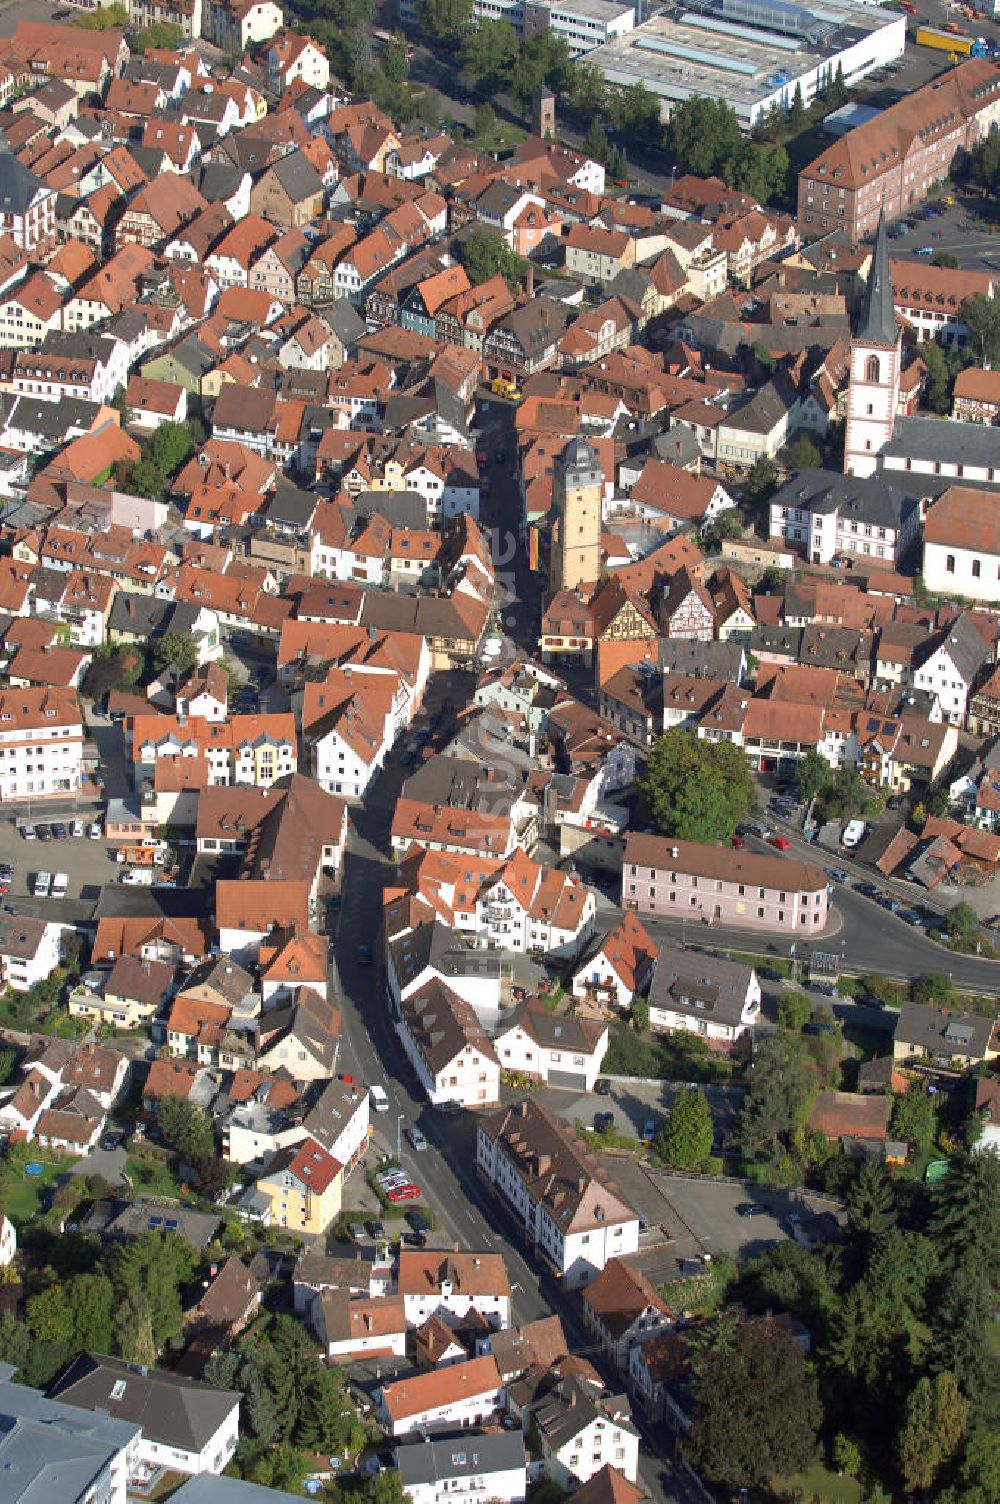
[396,1113,405,1157]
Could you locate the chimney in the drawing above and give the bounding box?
[525,263,535,297]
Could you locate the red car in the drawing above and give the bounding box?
[731,834,746,849]
[768,835,791,851]
[388,1184,421,1203]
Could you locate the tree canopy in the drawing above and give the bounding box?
[459,230,526,287]
[656,1087,713,1168]
[688,1315,822,1487]
[637,728,757,843]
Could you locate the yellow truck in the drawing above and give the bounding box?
[916,25,987,55]
[490,377,522,401]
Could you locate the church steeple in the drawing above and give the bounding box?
[843,206,902,478]
[855,206,899,348]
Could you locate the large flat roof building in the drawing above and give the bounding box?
[401,0,635,56]
[586,0,905,129]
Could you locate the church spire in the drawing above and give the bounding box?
[855,206,899,348]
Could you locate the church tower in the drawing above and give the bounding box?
[844,207,901,477]
[549,437,602,596]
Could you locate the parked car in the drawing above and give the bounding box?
[375,1170,409,1189]
[901,909,925,928]
[641,1119,656,1143]
[402,1230,427,1247]
[120,868,154,886]
[21,824,36,841]
[594,1077,611,1096]
[768,835,791,852]
[51,822,67,840]
[916,245,934,257]
[387,1184,421,1203]
[825,868,849,884]
[366,1219,385,1240]
[855,882,879,898]
[406,1209,431,1232]
[406,1126,428,1151]
[33,871,52,898]
[36,824,52,842]
[349,1223,369,1242]
[70,819,84,838]
[52,873,68,899]
[731,834,746,849]
[88,822,102,840]
[356,944,372,965]
[737,1203,766,1218]
[593,1111,615,1134]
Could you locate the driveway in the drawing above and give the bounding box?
[70,1143,128,1187]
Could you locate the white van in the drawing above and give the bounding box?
[52,872,68,899]
[33,871,51,898]
[370,1085,389,1113]
[842,819,867,849]
[120,867,155,886]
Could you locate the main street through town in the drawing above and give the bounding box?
[329,406,705,1504]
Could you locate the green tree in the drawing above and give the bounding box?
[921,340,955,414]
[123,455,167,502]
[744,454,779,509]
[657,1087,713,1168]
[688,1315,822,1488]
[828,60,848,108]
[931,1149,1000,1282]
[463,20,518,94]
[151,631,199,677]
[932,250,960,269]
[944,901,980,944]
[637,727,757,843]
[585,117,610,165]
[890,1082,937,1160]
[459,229,526,287]
[787,82,806,132]
[133,20,184,48]
[788,433,822,470]
[0,1049,15,1086]
[701,507,743,553]
[418,0,474,42]
[960,292,1000,367]
[146,421,193,477]
[383,32,409,86]
[110,1231,195,1349]
[897,1372,970,1494]
[510,31,572,108]
[913,972,954,1006]
[796,748,833,807]
[68,1272,115,1353]
[27,1284,74,1344]
[846,1159,897,1243]
[568,61,607,116]
[833,1433,863,1478]
[114,1287,157,1365]
[156,1093,216,1162]
[968,132,1000,193]
[473,101,496,138]
[72,2,128,25]
[738,1032,815,1160]
[666,96,741,178]
[777,989,812,1032]
[630,997,649,1033]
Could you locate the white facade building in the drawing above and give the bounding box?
[0,687,84,801]
[477,1099,640,1289]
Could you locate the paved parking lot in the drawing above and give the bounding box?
[600,1156,845,1268]
[0,816,119,913]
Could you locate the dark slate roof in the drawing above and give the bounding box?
[49,1354,239,1456]
[396,1431,526,1489]
[271,150,324,202]
[0,151,45,216]
[657,639,745,679]
[883,416,1000,469]
[352,489,428,529]
[855,208,899,348]
[895,1001,995,1058]
[770,468,919,531]
[197,161,246,203]
[263,483,317,531]
[108,594,200,638]
[914,611,990,684]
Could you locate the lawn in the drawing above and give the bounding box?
[125,1149,187,1199]
[773,1464,862,1503]
[0,1156,71,1223]
[471,123,527,156]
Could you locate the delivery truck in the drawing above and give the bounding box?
[917,25,987,54]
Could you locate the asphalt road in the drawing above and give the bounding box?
[331,761,705,1504]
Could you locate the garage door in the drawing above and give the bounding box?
[548,1069,587,1090]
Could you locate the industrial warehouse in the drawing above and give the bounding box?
[586,0,907,128]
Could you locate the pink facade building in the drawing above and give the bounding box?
[622,832,829,935]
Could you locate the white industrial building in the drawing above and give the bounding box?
[401,0,635,55]
[585,0,906,129]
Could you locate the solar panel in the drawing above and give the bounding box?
[148,1216,163,1228]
